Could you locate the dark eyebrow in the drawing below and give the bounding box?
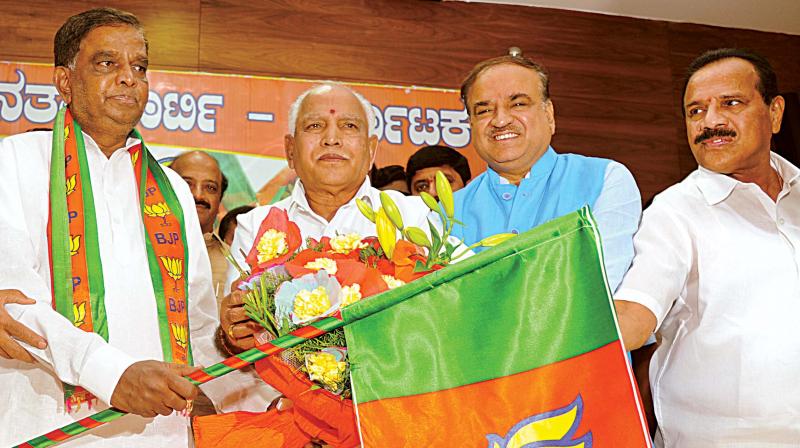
[509,93,532,102]
[91,50,118,61]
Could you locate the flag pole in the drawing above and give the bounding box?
[15,316,346,448]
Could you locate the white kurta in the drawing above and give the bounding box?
[616,153,800,447]
[226,178,447,290]
[214,178,445,412]
[0,130,234,447]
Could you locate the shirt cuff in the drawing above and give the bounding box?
[78,343,139,406]
[615,287,667,331]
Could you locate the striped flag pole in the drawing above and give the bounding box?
[15,315,345,448]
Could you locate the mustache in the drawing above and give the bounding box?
[194,199,211,209]
[694,127,737,145]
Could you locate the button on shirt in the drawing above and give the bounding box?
[0,131,235,447]
[451,147,641,291]
[616,153,800,447]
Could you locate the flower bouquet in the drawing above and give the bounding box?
[195,173,512,447]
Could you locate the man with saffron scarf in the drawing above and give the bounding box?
[0,8,230,447]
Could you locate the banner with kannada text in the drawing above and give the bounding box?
[0,61,484,209]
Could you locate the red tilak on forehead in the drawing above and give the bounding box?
[329,109,336,114]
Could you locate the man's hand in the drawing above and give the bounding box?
[0,289,47,362]
[219,290,261,353]
[110,360,200,417]
[614,300,657,351]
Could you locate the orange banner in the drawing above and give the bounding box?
[0,61,485,207]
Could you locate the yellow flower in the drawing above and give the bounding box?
[330,233,367,254]
[382,275,405,289]
[306,352,347,391]
[72,302,86,327]
[340,284,362,307]
[256,229,288,263]
[293,286,331,321]
[304,257,338,275]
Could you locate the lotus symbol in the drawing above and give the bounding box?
[144,202,171,226]
[170,322,188,349]
[69,235,81,256]
[66,174,77,196]
[160,256,183,291]
[73,302,86,327]
[486,395,592,448]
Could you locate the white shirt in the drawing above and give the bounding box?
[226,177,440,290]
[221,178,440,413]
[0,131,234,447]
[616,152,800,447]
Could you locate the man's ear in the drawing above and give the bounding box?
[53,66,73,105]
[367,135,379,166]
[770,95,785,134]
[284,134,296,169]
[545,99,556,136]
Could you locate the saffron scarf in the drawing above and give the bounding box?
[48,107,193,412]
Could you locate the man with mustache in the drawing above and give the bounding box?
[615,49,799,445]
[452,54,641,291]
[171,151,229,305]
[0,8,232,446]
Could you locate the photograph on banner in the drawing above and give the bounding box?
[0,61,483,214]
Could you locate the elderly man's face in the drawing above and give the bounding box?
[467,63,555,178]
[56,25,148,135]
[171,152,224,234]
[684,58,784,175]
[285,86,377,194]
[410,165,465,199]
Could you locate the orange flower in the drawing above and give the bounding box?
[245,208,302,272]
[285,249,341,278]
[335,259,388,298]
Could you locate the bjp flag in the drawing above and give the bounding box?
[342,207,651,447]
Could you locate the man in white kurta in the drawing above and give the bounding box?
[0,131,223,447]
[0,7,246,447]
[614,49,800,446]
[219,83,461,356]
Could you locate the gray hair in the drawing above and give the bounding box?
[287,82,377,137]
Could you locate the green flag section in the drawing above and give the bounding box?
[342,207,651,447]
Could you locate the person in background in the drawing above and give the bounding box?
[615,48,799,446]
[369,164,409,194]
[219,205,255,246]
[171,150,229,301]
[406,144,472,199]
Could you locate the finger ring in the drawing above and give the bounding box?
[227,325,235,339]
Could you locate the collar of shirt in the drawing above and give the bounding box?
[491,146,557,186]
[695,151,800,206]
[81,131,142,160]
[286,176,374,223]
